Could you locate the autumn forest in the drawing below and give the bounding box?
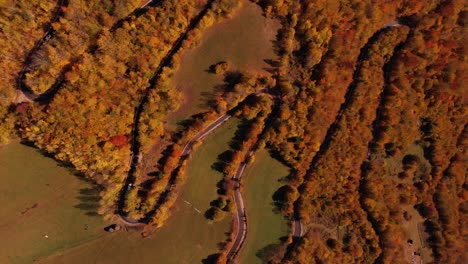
[0,0,466,263]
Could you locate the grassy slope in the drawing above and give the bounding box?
[0,143,106,264]
[169,0,278,125]
[238,149,289,264]
[38,118,240,264]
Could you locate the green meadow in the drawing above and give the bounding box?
[38,119,239,264]
[0,143,106,264]
[169,0,278,125]
[238,149,289,264]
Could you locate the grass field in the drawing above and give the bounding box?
[169,0,279,125]
[238,149,289,264]
[0,143,107,264]
[37,118,240,264]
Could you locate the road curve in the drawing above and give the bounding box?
[138,94,276,225]
[16,0,161,103]
[137,114,232,224]
[118,114,231,226]
[118,0,217,219]
[225,94,304,261]
[181,114,232,155]
[118,215,146,227]
[226,149,302,261]
[16,0,69,101]
[226,151,252,262]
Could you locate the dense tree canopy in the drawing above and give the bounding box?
[0,0,465,262]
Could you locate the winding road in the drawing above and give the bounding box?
[117,0,217,220]
[16,0,161,103]
[226,148,303,262]
[226,152,250,263]
[16,0,304,252]
[226,21,401,262]
[118,114,232,225]
[16,0,69,102]
[12,3,409,262]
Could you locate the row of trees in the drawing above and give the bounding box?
[133,71,270,225]
[5,2,465,261]
[354,25,419,263]
[398,1,466,262]
[208,92,274,221]
[130,65,274,228]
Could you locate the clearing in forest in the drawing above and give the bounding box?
[238,149,289,264]
[168,0,279,125]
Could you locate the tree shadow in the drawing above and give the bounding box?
[206,61,228,74]
[272,185,296,212]
[223,71,243,87]
[74,187,100,217]
[18,141,102,217]
[147,171,162,177]
[199,91,215,109]
[21,140,55,159]
[201,254,220,264]
[196,70,248,110]
[262,58,278,74]
[229,118,252,151]
[210,117,253,175]
[211,150,233,173]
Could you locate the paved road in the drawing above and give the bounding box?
[226,151,252,262]
[224,99,305,261]
[118,0,217,219]
[181,114,232,155]
[228,186,247,262]
[119,114,231,225]
[293,219,302,237]
[118,215,146,227]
